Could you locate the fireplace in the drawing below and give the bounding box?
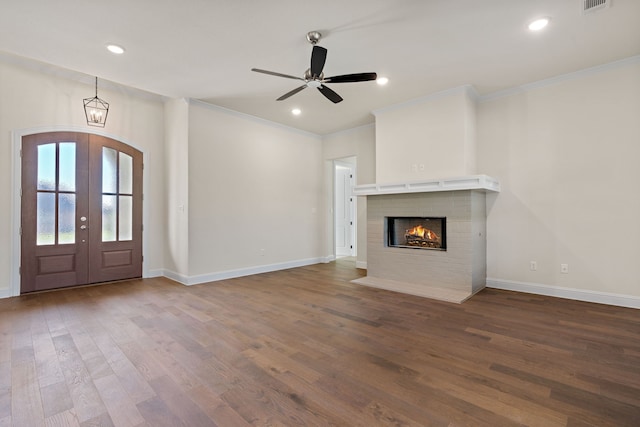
[386,217,446,250]
[352,176,499,303]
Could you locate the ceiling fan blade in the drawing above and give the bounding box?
[323,72,378,83]
[251,68,304,81]
[318,84,343,104]
[277,85,307,101]
[310,46,327,77]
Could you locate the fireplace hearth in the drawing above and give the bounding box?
[387,217,446,250]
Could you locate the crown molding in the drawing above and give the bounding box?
[0,50,166,103]
[479,55,640,103]
[372,85,477,116]
[188,98,322,140]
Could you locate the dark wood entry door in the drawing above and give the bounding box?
[21,132,143,293]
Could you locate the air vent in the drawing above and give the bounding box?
[582,0,610,14]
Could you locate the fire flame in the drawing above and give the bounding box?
[406,225,439,241]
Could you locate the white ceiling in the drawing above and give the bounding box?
[1,0,639,135]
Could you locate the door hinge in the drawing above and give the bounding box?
[19,227,22,236]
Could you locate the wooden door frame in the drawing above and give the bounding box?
[10,126,148,297]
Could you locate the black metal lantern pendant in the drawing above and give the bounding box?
[83,77,109,127]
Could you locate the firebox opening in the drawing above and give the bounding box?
[386,216,447,251]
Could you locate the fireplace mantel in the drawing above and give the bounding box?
[352,174,500,196]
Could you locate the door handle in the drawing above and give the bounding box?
[80,225,87,230]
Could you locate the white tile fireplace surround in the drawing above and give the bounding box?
[352,175,500,304]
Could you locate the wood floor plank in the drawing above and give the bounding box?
[11,353,45,427]
[135,396,183,427]
[3,259,640,426]
[93,374,144,427]
[145,376,212,426]
[185,384,249,427]
[40,381,73,419]
[33,332,66,389]
[0,361,11,421]
[77,411,114,427]
[44,409,80,427]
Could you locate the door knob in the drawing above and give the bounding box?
[80,225,87,230]
[80,216,87,222]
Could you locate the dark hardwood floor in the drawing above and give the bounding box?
[1,259,639,426]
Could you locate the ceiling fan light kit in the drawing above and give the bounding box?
[251,31,377,104]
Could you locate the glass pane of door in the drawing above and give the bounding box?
[58,193,76,244]
[36,192,55,245]
[118,195,133,241]
[59,143,76,192]
[37,144,56,191]
[102,147,118,194]
[102,195,117,242]
[119,152,133,194]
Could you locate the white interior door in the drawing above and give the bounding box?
[335,162,355,257]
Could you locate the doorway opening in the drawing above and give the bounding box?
[334,158,356,259]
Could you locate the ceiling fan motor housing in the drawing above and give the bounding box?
[306,31,322,45]
[304,69,323,82]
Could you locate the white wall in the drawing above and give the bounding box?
[186,102,325,280]
[163,98,190,280]
[374,86,477,183]
[478,60,640,299]
[0,60,165,297]
[322,124,376,268]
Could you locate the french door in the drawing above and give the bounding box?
[21,132,143,294]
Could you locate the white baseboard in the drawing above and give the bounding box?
[161,269,190,285]
[0,288,13,299]
[355,261,367,269]
[487,278,640,309]
[145,269,164,278]
[172,257,328,286]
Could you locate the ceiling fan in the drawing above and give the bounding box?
[251,31,377,104]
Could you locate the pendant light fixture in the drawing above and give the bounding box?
[83,77,109,127]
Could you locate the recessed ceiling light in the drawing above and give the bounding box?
[291,108,301,116]
[106,44,125,54]
[377,77,389,86]
[528,17,550,31]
